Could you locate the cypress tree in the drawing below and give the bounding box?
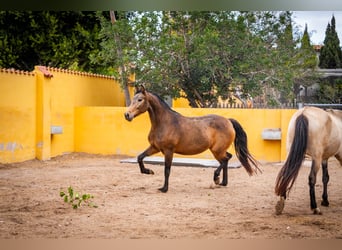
[319,15,342,68]
[299,23,317,69]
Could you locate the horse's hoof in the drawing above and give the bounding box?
[142,168,154,175]
[321,200,329,207]
[313,208,322,215]
[158,187,168,193]
[275,197,285,215]
[209,183,221,189]
[214,177,220,185]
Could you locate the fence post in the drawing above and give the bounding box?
[35,66,52,160]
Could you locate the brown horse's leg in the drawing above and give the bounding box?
[159,150,173,193]
[309,159,322,214]
[321,160,330,207]
[137,146,159,175]
[213,152,232,186]
[220,152,233,186]
[213,166,222,185]
[214,160,226,185]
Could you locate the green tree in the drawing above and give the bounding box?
[133,11,304,107]
[89,11,137,106]
[316,78,342,103]
[293,23,319,103]
[91,11,316,107]
[0,11,101,72]
[266,11,298,105]
[319,15,342,68]
[299,23,317,69]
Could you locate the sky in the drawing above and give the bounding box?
[292,11,342,45]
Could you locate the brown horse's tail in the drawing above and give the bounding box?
[275,114,308,197]
[229,118,261,175]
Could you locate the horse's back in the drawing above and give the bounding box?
[287,106,342,160]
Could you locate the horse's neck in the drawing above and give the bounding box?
[147,94,175,127]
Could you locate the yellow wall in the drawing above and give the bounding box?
[46,68,130,158]
[75,107,296,162]
[173,96,191,108]
[0,70,36,163]
[75,107,151,156]
[1,66,297,164]
[0,66,132,163]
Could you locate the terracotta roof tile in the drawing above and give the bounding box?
[0,68,35,76]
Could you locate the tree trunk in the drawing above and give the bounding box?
[123,80,131,107]
[110,10,131,107]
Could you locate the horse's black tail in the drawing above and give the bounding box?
[275,114,308,197]
[229,118,261,176]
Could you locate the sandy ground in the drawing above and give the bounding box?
[0,153,342,239]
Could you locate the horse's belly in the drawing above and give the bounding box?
[174,140,210,155]
[174,147,207,155]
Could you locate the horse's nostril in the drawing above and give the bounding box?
[124,112,132,121]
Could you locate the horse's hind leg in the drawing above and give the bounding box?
[137,146,159,175]
[220,152,233,186]
[275,196,286,215]
[213,152,232,186]
[214,158,228,185]
[213,165,222,185]
[321,160,330,207]
[309,159,322,214]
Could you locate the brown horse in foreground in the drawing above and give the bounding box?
[275,106,342,215]
[124,86,261,193]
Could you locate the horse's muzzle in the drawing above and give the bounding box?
[124,112,133,121]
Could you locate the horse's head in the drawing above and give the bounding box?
[124,85,149,122]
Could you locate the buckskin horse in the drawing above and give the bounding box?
[124,86,261,193]
[275,106,342,214]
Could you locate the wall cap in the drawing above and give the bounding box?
[37,66,53,78]
[45,66,116,80]
[0,68,35,76]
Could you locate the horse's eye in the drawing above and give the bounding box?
[138,99,143,102]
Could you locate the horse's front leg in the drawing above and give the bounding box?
[137,146,159,175]
[321,160,330,207]
[159,150,174,193]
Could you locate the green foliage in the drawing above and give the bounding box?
[298,24,318,69]
[0,11,101,72]
[316,78,342,103]
[60,186,97,209]
[114,11,309,107]
[319,15,342,68]
[89,11,136,76]
[89,11,136,106]
[1,11,325,107]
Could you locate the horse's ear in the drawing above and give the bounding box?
[138,84,146,94]
[134,84,146,94]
